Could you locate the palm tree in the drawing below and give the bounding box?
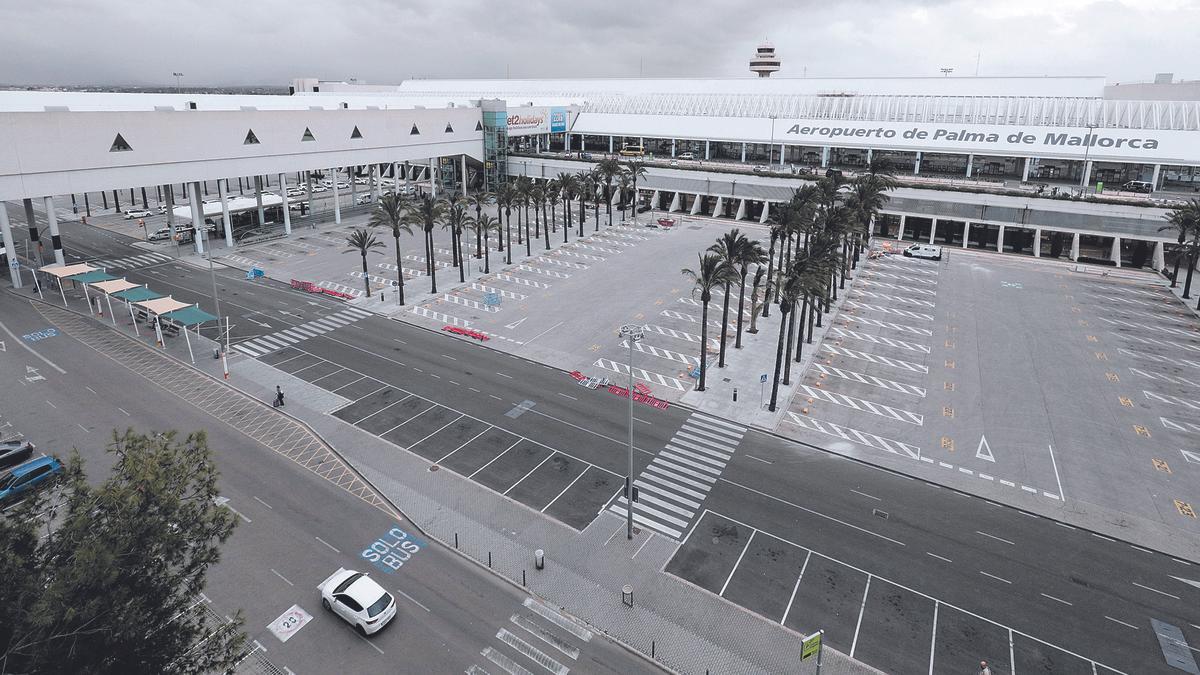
[681,253,734,392]
[472,214,501,274]
[343,228,385,298]
[747,266,766,334]
[402,194,446,294]
[1161,199,1200,300]
[576,170,592,237]
[844,175,891,266]
[597,157,622,226]
[557,172,577,243]
[528,183,544,254]
[708,229,750,367]
[515,175,532,246]
[760,213,788,319]
[624,160,648,223]
[769,233,838,411]
[443,198,472,283]
[547,179,561,234]
[732,238,767,348]
[497,183,516,265]
[590,169,604,232]
[467,191,495,257]
[367,192,412,305]
[865,153,900,192]
[616,171,633,223]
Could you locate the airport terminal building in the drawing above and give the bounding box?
[2,73,1199,284]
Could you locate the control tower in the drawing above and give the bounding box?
[749,42,781,78]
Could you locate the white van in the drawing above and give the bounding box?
[903,244,943,261]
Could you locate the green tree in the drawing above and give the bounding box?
[556,172,577,243]
[770,234,838,411]
[732,237,767,348]
[1160,199,1200,300]
[681,253,735,392]
[575,170,592,238]
[496,183,516,265]
[708,229,751,367]
[514,175,532,247]
[402,194,447,294]
[616,170,633,222]
[443,198,472,283]
[596,157,622,226]
[467,191,495,257]
[624,160,648,224]
[473,214,501,274]
[0,430,245,674]
[367,192,413,305]
[528,183,545,253]
[344,227,385,298]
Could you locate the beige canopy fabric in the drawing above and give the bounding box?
[41,263,96,279]
[134,297,190,315]
[91,278,141,294]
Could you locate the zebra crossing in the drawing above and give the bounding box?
[93,251,174,270]
[607,412,746,540]
[232,307,372,357]
[472,597,592,675]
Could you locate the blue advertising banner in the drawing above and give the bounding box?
[550,107,567,133]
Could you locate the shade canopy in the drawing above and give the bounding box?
[163,305,218,326]
[66,270,117,284]
[41,263,96,279]
[113,287,162,302]
[134,297,190,315]
[91,278,141,294]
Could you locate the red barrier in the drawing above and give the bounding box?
[320,288,355,300]
[441,325,490,341]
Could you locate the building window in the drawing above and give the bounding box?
[109,133,132,152]
[301,127,316,142]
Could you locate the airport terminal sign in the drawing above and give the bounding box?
[507,106,572,136]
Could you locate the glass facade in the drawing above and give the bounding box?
[481,100,509,193]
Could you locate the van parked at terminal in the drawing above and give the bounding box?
[1122,180,1153,193]
[619,145,645,157]
[903,243,943,261]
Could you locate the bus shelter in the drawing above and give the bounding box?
[64,269,118,314]
[39,262,98,307]
[112,286,163,337]
[90,278,145,327]
[133,296,215,363]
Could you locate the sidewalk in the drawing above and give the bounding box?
[18,282,880,675]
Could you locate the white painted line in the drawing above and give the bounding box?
[117,407,131,416]
[1056,522,1076,530]
[469,387,481,393]
[851,489,881,501]
[354,629,385,654]
[781,550,812,627]
[497,372,513,378]
[395,588,431,612]
[999,479,1015,487]
[45,400,57,409]
[1132,581,1181,600]
[503,452,557,496]
[980,571,1011,584]
[85,385,97,394]
[557,392,578,401]
[489,395,502,401]
[76,424,88,432]
[253,496,273,509]
[314,536,341,554]
[441,354,456,360]
[926,552,953,564]
[1040,593,1073,606]
[745,454,773,464]
[938,461,953,469]
[270,568,294,586]
[849,575,872,658]
[719,530,755,597]
[978,473,994,481]
[722,478,907,547]
[1091,533,1116,542]
[928,601,939,675]
[1021,485,1039,494]
[632,533,655,559]
[976,530,1016,546]
[1048,443,1065,501]
[1104,616,1139,630]
[958,467,974,475]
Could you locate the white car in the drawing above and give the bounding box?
[903,243,943,260]
[353,177,370,185]
[147,227,172,242]
[677,152,695,160]
[311,185,329,193]
[124,209,153,219]
[318,568,396,636]
[287,188,306,197]
[357,194,373,205]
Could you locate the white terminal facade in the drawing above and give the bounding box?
[1,73,1199,287]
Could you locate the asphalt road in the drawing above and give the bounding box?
[7,210,1200,673]
[0,290,654,674]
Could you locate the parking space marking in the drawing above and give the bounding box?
[1144,390,1200,411]
[820,345,930,374]
[643,323,720,348]
[864,269,939,285]
[858,279,938,296]
[783,412,921,459]
[408,305,471,327]
[493,273,550,289]
[829,327,931,354]
[593,358,686,391]
[1097,315,1198,338]
[1117,332,1200,353]
[660,309,734,331]
[851,289,936,308]
[848,576,872,658]
[844,300,934,321]
[798,385,924,425]
[1129,368,1200,388]
[619,338,700,367]
[840,314,934,336]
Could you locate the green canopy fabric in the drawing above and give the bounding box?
[65,270,118,284]
[162,306,217,327]
[113,287,162,302]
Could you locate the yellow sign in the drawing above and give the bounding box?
[802,631,822,660]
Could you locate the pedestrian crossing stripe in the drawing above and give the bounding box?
[233,308,371,357]
[605,412,746,541]
[93,251,174,270]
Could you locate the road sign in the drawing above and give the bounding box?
[267,604,312,643]
[760,373,768,383]
[801,630,822,660]
[483,292,501,307]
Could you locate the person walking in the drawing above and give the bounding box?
[273,385,285,408]
[978,660,992,675]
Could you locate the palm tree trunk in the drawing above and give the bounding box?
[428,231,438,294]
[762,242,775,318]
[1170,246,1181,287]
[517,207,524,245]
[424,231,432,276]
[808,298,817,342]
[525,214,532,257]
[606,183,613,226]
[579,197,585,237]
[794,294,808,363]
[748,278,761,335]
[484,230,490,274]
[774,236,786,304]
[839,240,848,290]
[393,234,405,306]
[768,305,790,412]
[698,302,710,391]
[594,197,600,231]
[360,254,371,298]
[457,230,465,283]
[718,282,732,367]
[505,209,513,265]
[1183,248,1196,299]
[782,300,796,385]
[476,206,483,257]
[735,271,748,348]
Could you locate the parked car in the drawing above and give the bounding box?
[286,188,306,197]
[124,209,153,219]
[318,568,396,636]
[356,194,373,205]
[579,152,593,160]
[678,152,695,160]
[147,227,172,242]
[752,165,769,173]
[0,455,63,505]
[1122,180,1153,193]
[903,244,943,260]
[353,177,370,185]
[0,440,35,472]
[311,185,329,193]
[157,204,168,214]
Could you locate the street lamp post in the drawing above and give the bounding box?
[172,72,184,92]
[619,323,644,540]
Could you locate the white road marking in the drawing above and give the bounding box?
[977,530,1016,546]
[719,530,756,597]
[1105,616,1139,630]
[851,489,881,501]
[557,393,578,401]
[314,536,341,554]
[980,571,1012,584]
[253,496,273,509]
[780,550,812,627]
[849,576,872,658]
[1040,593,1073,606]
[1132,581,1180,600]
[395,588,431,612]
[270,569,294,586]
[117,407,130,416]
[497,372,513,378]
[745,454,773,464]
[926,552,953,564]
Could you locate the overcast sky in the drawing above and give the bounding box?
[0,0,1194,86]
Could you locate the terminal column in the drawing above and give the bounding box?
[996,225,1005,253]
[1033,229,1042,257]
[821,147,830,168]
[913,152,922,175]
[1081,161,1093,188]
[929,218,938,244]
[0,206,22,287]
[1110,237,1122,267]
[609,136,614,153]
[897,215,906,241]
[217,181,234,247]
[1152,241,1165,270]
[189,182,205,255]
[330,169,342,224]
[1151,164,1162,190]
[1022,157,1032,182]
[253,176,265,229]
[965,154,974,178]
[461,155,468,196]
[704,140,710,160]
[22,199,41,267]
[961,221,970,248]
[280,174,292,236]
[671,139,676,157]
[740,143,747,163]
[164,185,176,239]
[1070,233,1080,261]
[43,197,65,266]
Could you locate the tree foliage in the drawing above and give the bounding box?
[0,430,245,674]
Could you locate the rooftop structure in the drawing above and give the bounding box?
[749,42,781,78]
